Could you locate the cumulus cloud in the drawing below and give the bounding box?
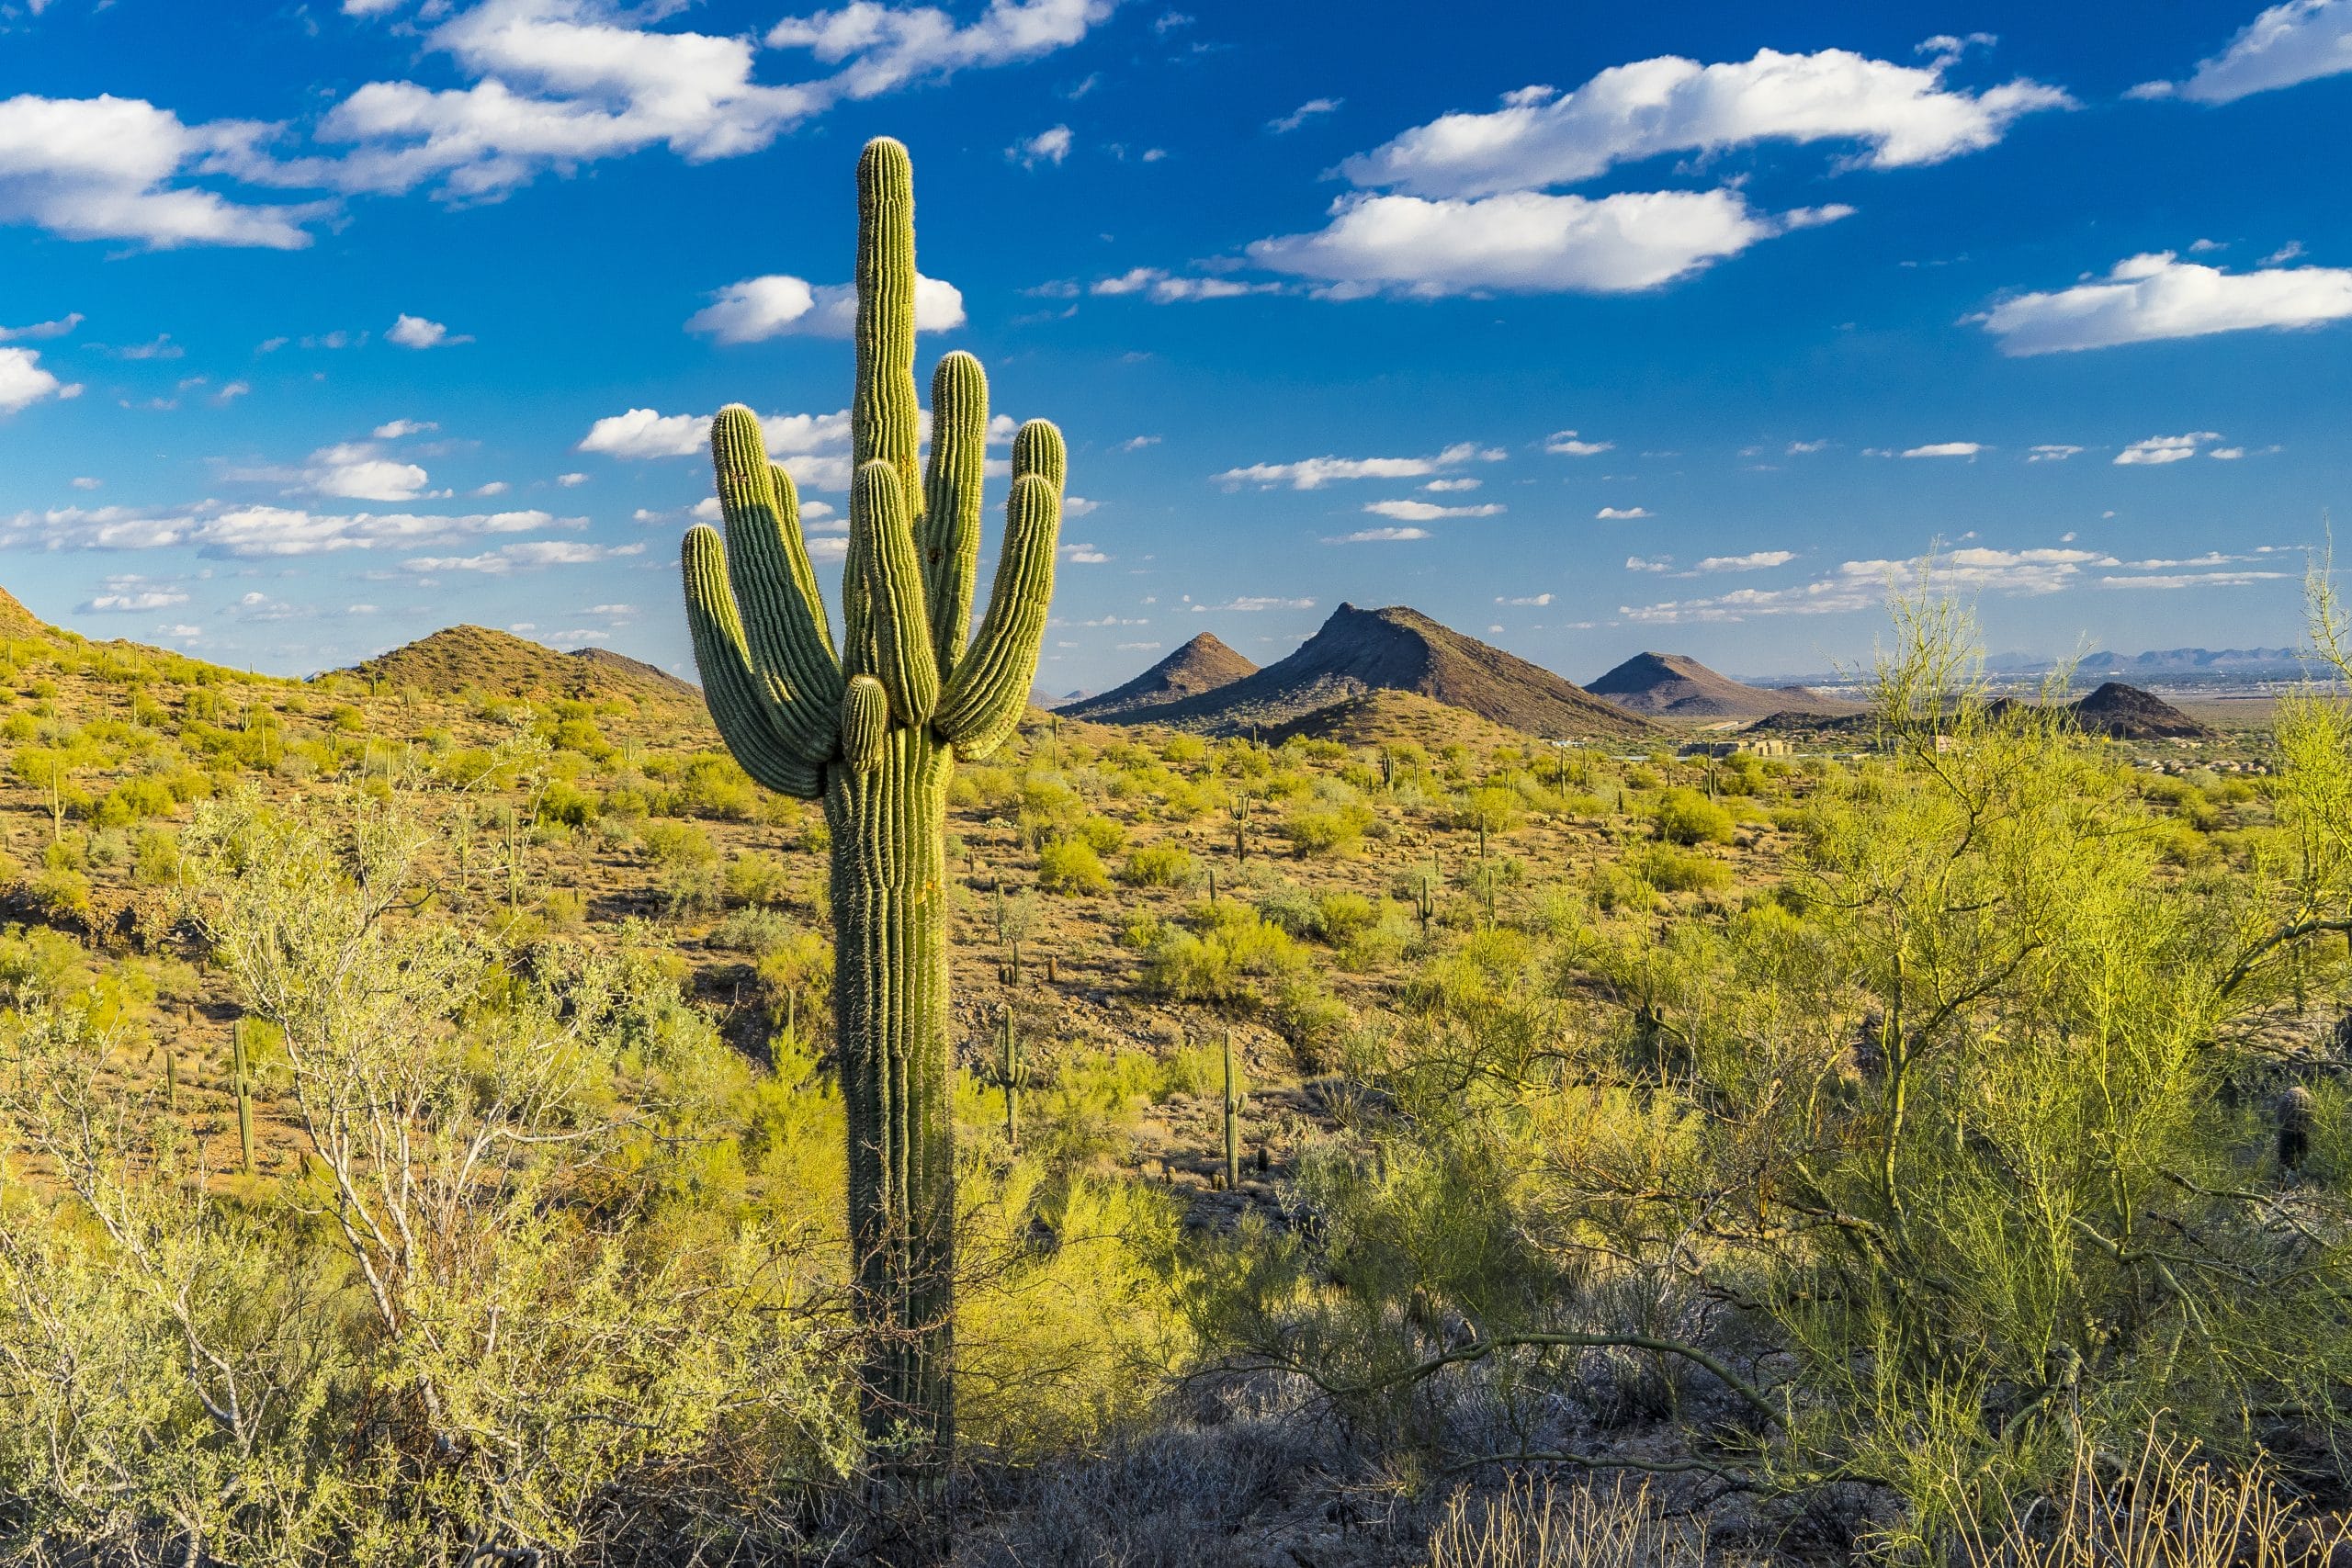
[0,347,82,414]
[229,441,436,502]
[1694,550,1794,571]
[388,312,470,348]
[1327,526,1430,542]
[1091,267,1282,302]
[1497,592,1553,605]
[1248,187,1852,298]
[5,500,576,558]
[1214,442,1504,490]
[768,0,1115,103]
[1362,499,1504,521]
[371,418,439,439]
[1007,124,1072,166]
[1973,251,2352,355]
[1190,595,1315,612]
[1338,47,2070,200]
[80,579,190,613]
[2115,432,2225,465]
[1546,430,1612,456]
[578,405,856,489]
[1596,505,1649,519]
[687,272,965,342]
[2137,0,2352,102]
[0,312,83,342]
[2028,444,2084,461]
[404,538,643,573]
[1898,441,1984,457]
[0,94,322,247]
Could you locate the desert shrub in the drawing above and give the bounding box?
[1140,905,1309,1002]
[1037,840,1111,895]
[725,850,795,907]
[1650,786,1734,846]
[1073,814,1126,855]
[1280,800,1373,859]
[1119,844,1195,887]
[710,905,797,956]
[539,778,597,827]
[1429,1477,1705,1568]
[1627,843,1730,894]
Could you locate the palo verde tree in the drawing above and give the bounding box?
[680,138,1064,1489]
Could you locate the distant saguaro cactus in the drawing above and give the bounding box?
[1221,1027,1248,1191]
[681,138,1063,1484]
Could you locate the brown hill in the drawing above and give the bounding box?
[0,585,55,639]
[1085,604,1648,740]
[345,626,703,709]
[1065,633,1258,720]
[1587,651,1863,720]
[1260,689,1539,751]
[2071,681,2212,740]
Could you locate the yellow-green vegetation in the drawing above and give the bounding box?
[3,570,2351,1564]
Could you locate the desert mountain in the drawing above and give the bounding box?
[345,626,702,708]
[1063,633,1259,721]
[1084,604,1648,739]
[0,586,51,640]
[1586,651,1863,721]
[2071,681,2212,740]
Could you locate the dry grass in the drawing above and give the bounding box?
[1955,1432,2351,1568]
[1430,1476,1710,1568]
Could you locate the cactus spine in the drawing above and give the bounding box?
[1221,1027,1247,1191]
[681,137,1063,1484]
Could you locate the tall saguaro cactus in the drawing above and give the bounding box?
[681,138,1063,1479]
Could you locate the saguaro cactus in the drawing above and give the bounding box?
[231,1017,255,1178]
[681,138,1063,1478]
[980,1006,1030,1150]
[1221,1027,1248,1191]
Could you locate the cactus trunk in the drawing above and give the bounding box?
[826,729,956,1450]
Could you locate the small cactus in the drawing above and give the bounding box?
[1221,1027,1249,1192]
[231,1017,254,1177]
[2277,1085,2315,1173]
[979,1007,1031,1150]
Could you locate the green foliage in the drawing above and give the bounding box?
[1037,838,1111,895]
[1119,842,1195,886]
[1650,785,1734,846]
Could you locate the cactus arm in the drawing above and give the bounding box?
[854,138,922,513]
[1012,416,1066,498]
[933,471,1059,758]
[841,674,888,775]
[854,459,940,725]
[919,351,988,671]
[710,409,843,750]
[683,525,828,797]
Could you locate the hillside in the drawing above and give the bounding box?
[345,626,704,709]
[1087,604,1648,739]
[0,586,52,640]
[1064,633,1258,720]
[2073,681,2213,739]
[1587,650,1862,721]
[1259,688,1544,751]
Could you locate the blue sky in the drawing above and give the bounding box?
[3,0,2349,685]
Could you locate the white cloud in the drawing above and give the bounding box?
[1327,525,1429,542]
[1421,477,1482,491]
[1363,499,1503,521]
[2140,0,2352,102]
[1973,252,2352,354]
[372,418,439,439]
[1008,124,1072,166]
[7,500,574,558]
[1248,187,1852,299]
[577,404,854,487]
[1900,441,1983,457]
[1338,47,2069,200]
[1496,592,1553,605]
[0,312,83,342]
[2028,444,2084,461]
[1268,97,1342,133]
[2115,432,2224,465]
[1215,440,1502,490]
[1693,549,1794,571]
[0,95,320,248]
[1625,555,1673,572]
[80,578,189,613]
[404,539,643,573]
[687,271,965,342]
[2097,570,2293,589]
[1596,505,1649,519]
[1192,595,1314,612]
[388,312,470,348]
[256,441,435,502]
[1546,430,1612,456]
[768,0,1114,102]
[0,347,81,414]
[1091,266,1282,302]
[473,480,511,496]
[71,477,100,491]
[1117,434,1161,451]
[1785,438,1831,454]
[1059,542,1108,562]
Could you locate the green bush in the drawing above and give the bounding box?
[1036,840,1110,895]
[1652,785,1735,846]
[1119,844,1195,887]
